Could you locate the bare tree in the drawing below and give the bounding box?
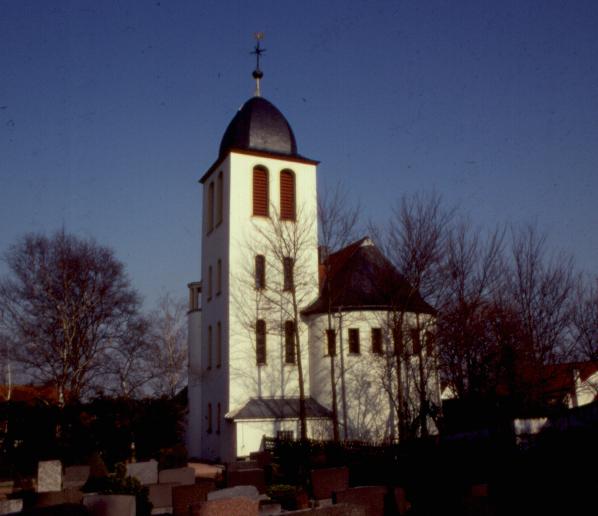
[572,277,598,362]
[0,230,141,405]
[318,181,361,440]
[147,293,188,398]
[436,221,506,401]
[376,191,454,439]
[103,315,154,398]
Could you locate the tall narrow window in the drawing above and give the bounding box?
[280,169,296,220]
[371,328,383,355]
[216,172,223,226]
[207,403,212,433]
[255,255,266,289]
[207,182,214,232]
[216,321,222,368]
[256,319,266,365]
[217,402,221,434]
[393,324,403,356]
[207,265,212,300]
[326,329,336,356]
[424,331,435,355]
[207,325,212,370]
[216,259,222,295]
[253,166,269,217]
[283,257,294,291]
[348,328,360,354]
[284,321,296,364]
[410,329,421,355]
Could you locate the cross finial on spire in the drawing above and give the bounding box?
[251,32,265,97]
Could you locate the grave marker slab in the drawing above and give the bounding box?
[126,460,158,485]
[83,494,136,516]
[63,465,90,489]
[190,496,259,516]
[37,460,62,492]
[158,467,195,486]
[207,485,259,501]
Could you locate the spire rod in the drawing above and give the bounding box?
[251,32,266,97]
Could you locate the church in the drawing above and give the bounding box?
[186,53,440,462]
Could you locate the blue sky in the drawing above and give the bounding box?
[1,0,597,310]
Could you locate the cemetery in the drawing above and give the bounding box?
[0,405,595,516]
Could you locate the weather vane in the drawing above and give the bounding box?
[251,32,266,97]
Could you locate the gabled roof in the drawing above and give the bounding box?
[303,237,435,316]
[226,397,332,421]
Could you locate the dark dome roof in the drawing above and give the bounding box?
[219,97,298,159]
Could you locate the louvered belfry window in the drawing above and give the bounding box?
[253,166,269,217]
[280,170,296,220]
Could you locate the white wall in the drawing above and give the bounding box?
[307,309,439,441]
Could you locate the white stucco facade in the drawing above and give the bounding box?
[186,95,440,461]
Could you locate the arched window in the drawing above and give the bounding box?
[280,169,295,220]
[207,403,212,433]
[207,181,215,232]
[253,166,269,217]
[216,172,223,225]
[207,265,212,301]
[256,319,266,365]
[216,321,222,367]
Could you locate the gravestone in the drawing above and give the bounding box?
[172,482,216,516]
[334,486,387,516]
[190,496,259,516]
[148,483,175,513]
[227,460,259,472]
[0,499,23,515]
[226,468,266,493]
[126,460,158,485]
[187,462,224,481]
[158,467,195,486]
[35,488,84,507]
[63,466,90,489]
[310,467,349,500]
[37,460,62,492]
[83,494,136,516]
[207,485,260,501]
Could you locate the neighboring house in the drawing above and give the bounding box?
[186,70,438,461]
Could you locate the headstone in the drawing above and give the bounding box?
[126,460,158,485]
[187,462,224,481]
[334,486,387,516]
[207,485,259,501]
[227,460,259,472]
[148,483,175,511]
[37,460,62,492]
[158,467,195,486]
[258,501,282,515]
[226,468,266,493]
[190,496,259,516]
[276,504,365,515]
[0,499,23,515]
[172,482,216,516]
[35,488,84,507]
[83,494,136,516]
[63,466,90,489]
[310,467,349,500]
